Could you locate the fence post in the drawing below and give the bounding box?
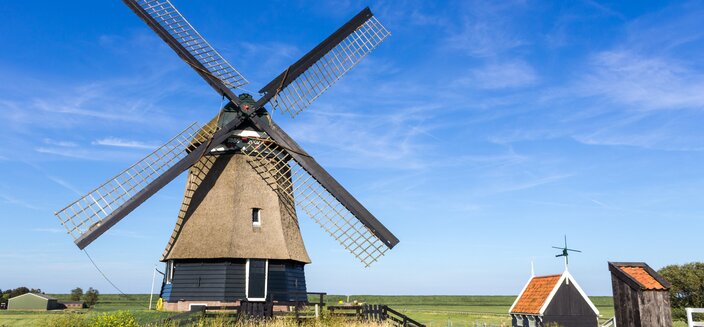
[315,304,319,318]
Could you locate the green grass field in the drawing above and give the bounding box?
[0,294,689,326]
[0,294,175,327]
[323,295,614,326]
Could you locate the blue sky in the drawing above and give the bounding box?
[1,1,703,297]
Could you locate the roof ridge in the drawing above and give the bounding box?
[534,273,562,278]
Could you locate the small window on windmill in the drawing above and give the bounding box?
[252,208,261,228]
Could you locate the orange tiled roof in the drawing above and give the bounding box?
[511,274,562,314]
[619,266,665,290]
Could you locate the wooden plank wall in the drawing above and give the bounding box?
[612,274,673,327]
[268,260,307,301]
[638,291,672,327]
[611,274,642,327]
[543,280,598,327]
[167,260,247,301]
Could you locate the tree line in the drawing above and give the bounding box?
[659,262,704,320]
[70,287,100,306]
[1,287,43,305]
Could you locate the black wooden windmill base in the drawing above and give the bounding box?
[54,0,399,312]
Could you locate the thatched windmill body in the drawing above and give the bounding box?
[55,0,398,310]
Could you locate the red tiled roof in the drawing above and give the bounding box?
[511,274,562,314]
[619,266,665,290]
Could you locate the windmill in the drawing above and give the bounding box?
[54,0,398,310]
[552,235,581,268]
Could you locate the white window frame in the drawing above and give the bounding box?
[245,259,268,301]
[252,208,262,227]
[166,260,174,284]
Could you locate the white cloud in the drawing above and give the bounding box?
[459,60,538,89]
[35,147,97,160]
[46,176,83,195]
[34,146,142,161]
[92,137,157,149]
[445,1,528,58]
[43,138,78,147]
[0,193,46,211]
[577,50,704,110]
[573,125,704,152]
[286,106,439,170]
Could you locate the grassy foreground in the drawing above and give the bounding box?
[0,294,688,326]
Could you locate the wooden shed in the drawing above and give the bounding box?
[608,262,672,327]
[7,293,62,310]
[509,269,599,327]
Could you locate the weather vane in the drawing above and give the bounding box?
[553,235,581,268]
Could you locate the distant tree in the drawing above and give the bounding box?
[83,288,99,307]
[29,288,42,294]
[70,287,84,301]
[8,287,29,298]
[659,262,704,308]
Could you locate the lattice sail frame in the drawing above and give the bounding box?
[241,138,389,267]
[135,0,248,91]
[267,16,390,118]
[55,122,218,240]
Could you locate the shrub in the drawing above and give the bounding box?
[89,311,139,327]
[71,287,84,301]
[659,262,704,309]
[42,313,88,327]
[671,307,686,321]
[83,287,100,307]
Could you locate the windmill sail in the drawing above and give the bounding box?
[241,137,392,266]
[54,122,215,245]
[257,7,390,118]
[56,2,399,266]
[55,114,246,249]
[123,0,248,102]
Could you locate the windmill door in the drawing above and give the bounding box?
[246,259,268,301]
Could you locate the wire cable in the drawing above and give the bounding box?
[83,249,127,296]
